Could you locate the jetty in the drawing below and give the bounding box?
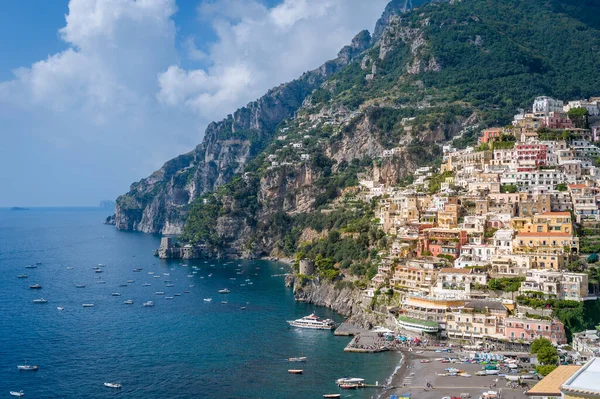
[344,331,389,353]
[334,322,367,336]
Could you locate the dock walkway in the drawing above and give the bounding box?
[334,322,368,336]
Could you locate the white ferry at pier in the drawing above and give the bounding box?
[287,314,336,330]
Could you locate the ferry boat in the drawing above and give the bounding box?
[143,301,154,307]
[32,298,48,304]
[29,284,42,289]
[287,314,336,330]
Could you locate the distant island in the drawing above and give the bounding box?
[10,207,30,211]
[99,200,115,209]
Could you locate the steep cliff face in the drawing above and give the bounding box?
[115,31,373,234]
[286,275,400,330]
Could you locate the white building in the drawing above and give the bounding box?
[533,96,564,114]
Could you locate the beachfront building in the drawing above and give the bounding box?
[504,316,567,345]
[561,358,600,399]
[446,300,508,341]
[526,365,581,399]
[398,296,465,335]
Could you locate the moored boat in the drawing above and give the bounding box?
[142,283,151,286]
[29,284,42,289]
[9,391,24,397]
[336,377,365,385]
[32,298,48,304]
[17,274,28,278]
[287,314,336,330]
[288,357,307,362]
[203,298,212,302]
[339,384,359,389]
[323,395,341,398]
[82,303,95,307]
[17,365,38,371]
[124,300,134,305]
[103,382,121,389]
[75,284,86,288]
[57,307,64,311]
[218,288,230,294]
[25,264,37,268]
[288,369,303,374]
[143,301,154,307]
[111,293,121,296]
[155,292,165,295]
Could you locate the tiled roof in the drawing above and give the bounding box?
[527,365,580,395]
[464,300,507,311]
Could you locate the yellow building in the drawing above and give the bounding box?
[446,300,508,340]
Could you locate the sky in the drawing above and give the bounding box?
[0,0,389,207]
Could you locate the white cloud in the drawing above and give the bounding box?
[158,0,389,120]
[0,0,389,206]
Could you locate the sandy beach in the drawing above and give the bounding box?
[379,350,533,399]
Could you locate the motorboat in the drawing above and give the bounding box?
[10,391,24,397]
[163,273,169,276]
[66,267,74,270]
[323,395,341,398]
[287,314,336,330]
[143,301,154,307]
[103,382,122,389]
[166,284,174,287]
[94,269,103,273]
[203,298,212,302]
[17,365,38,371]
[218,289,230,294]
[133,268,142,272]
[187,274,193,277]
[240,306,247,310]
[142,283,151,286]
[124,300,134,305]
[165,296,174,300]
[118,284,127,287]
[25,264,37,268]
[111,293,121,296]
[17,274,28,278]
[153,275,161,278]
[75,284,86,288]
[189,284,195,288]
[127,280,134,283]
[174,293,181,296]
[82,304,95,307]
[288,357,307,362]
[155,292,165,295]
[97,280,107,284]
[57,307,64,311]
[97,264,105,267]
[288,369,303,374]
[148,271,155,275]
[221,301,228,304]
[32,298,48,304]
[29,284,42,289]
[339,384,359,389]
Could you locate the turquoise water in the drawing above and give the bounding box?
[0,208,400,398]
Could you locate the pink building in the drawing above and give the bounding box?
[504,317,566,345]
[543,112,574,129]
[515,144,548,166]
[480,128,503,144]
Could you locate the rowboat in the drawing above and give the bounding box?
[288,369,303,374]
[339,384,359,389]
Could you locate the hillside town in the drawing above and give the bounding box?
[351,97,600,352]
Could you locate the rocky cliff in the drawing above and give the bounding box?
[286,275,400,330]
[115,31,373,234]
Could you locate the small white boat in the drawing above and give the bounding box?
[17,365,38,371]
[10,391,24,397]
[94,269,103,273]
[143,301,154,307]
[32,298,48,304]
[29,284,42,289]
[118,284,127,287]
[148,271,155,275]
[82,303,95,307]
[203,298,212,302]
[127,280,134,283]
[57,307,64,311]
[208,273,213,277]
[166,284,174,287]
[75,284,86,288]
[174,293,181,296]
[164,273,169,276]
[187,274,193,277]
[247,282,253,285]
[25,264,37,269]
[66,267,74,270]
[142,283,151,286]
[97,281,107,284]
[155,292,165,295]
[288,357,307,362]
[124,300,134,305]
[240,284,246,287]
[111,293,121,296]
[218,288,230,294]
[153,275,161,278]
[189,284,195,288]
[133,268,142,272]
[103,382,122,389]
[17,274,28,278]
[165,296,174,300]
[221,301,228,304]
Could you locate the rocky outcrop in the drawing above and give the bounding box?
[286,275,399,330]
[115,31,373,235]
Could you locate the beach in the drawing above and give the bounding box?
[379,350,533,399]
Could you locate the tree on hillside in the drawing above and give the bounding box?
[531,337,558,376]
[568,107,589,129]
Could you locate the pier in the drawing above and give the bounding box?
[344,331,389,353]
[334,322,368,336]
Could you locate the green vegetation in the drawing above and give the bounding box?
[567,107,589,129]
[427,171,453,194]
[530,337,558,376]
[488,277,524,292]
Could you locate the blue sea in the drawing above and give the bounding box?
[0,208,400,398]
